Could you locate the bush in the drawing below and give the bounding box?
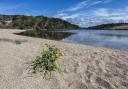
[33,44,64,79]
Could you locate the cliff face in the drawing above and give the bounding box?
[0,15,80,30]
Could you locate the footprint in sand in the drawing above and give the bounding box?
[68,80,88,89]
[96,77,112,89]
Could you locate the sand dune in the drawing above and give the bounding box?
[0,29,128,89]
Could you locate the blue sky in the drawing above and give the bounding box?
[0,0,81,16]
[0,0,128,27]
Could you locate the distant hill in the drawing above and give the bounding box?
[0,15,80,30]
[87,23,128,30]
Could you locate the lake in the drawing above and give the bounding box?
[54,29,128,51]
[18,29,128,51]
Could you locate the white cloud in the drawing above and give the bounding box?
[60,0,110,13]
[55,0,128,27]
[56,13,84,20]
[93,7,128,20]
[60,0,88,12]
[73,6,128,27]
[0,3,23,10]
[85,7,128,26]
[56,0,112,19]
[90,0,102,5]
[93,8,109,16]
[62,6,128,27]
[67,1,88,12]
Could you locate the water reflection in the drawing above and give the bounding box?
[16,30,75,40]
[99,33,128,38]
[17,29,128,51]
[62,30,128,51]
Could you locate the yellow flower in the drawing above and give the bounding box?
[60,52,64,56]
[53,61,60,69]
[43,47,49,52]
[52,55,55,59]
[55,53,59,58]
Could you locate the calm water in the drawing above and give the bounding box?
[19,29,128,51]
[57,29,128,51]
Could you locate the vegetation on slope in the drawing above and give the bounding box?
[0,15,79,30]
[87,23,128,30]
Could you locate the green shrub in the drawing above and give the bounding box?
[33,44,64,79]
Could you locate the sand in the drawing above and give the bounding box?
[0,29,128,89]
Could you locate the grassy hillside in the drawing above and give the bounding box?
[0,15,79,30]
[87,23,128,30]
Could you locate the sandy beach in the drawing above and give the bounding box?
[0,29,128,89]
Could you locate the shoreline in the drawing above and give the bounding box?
[2,29,127,52]
[0,29,128,89]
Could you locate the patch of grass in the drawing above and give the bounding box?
[0,38,27,44]
[0,38,12,42]
[14,40,26,44]
[15,40,22,44]
[32,44,64,79]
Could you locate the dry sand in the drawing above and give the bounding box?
[0,29,128,89]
